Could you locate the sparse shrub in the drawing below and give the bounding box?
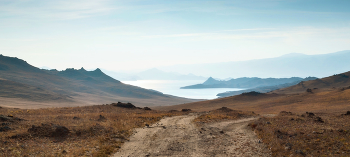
[181,109,192,112]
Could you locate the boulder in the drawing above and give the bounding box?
[182,109,192,112]
[112,102,136,108]
[98,115,107,122]
[143,107,152,110]
[0,126,13,132]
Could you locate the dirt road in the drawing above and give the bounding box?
[113,114,271,157]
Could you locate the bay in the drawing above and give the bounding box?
[122,80,244,99]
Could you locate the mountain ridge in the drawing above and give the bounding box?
[0,55,196,108]
[158,50,350,78]
[181,77,307,89]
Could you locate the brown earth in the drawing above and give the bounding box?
[250,111,350,156]
[113,114,271,157]
[0,104,187,156]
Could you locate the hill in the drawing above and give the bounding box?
[155,71,350,113]
[181,77,305,89]
[0,55,196,108]
[216,77,318,97]
[273,71,350,94]
[0,78,72,102]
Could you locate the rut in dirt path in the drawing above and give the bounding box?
[113,114,271,157]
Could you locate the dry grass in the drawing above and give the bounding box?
[155,87,350,114]
[0,104,184,157]
[249,111,350,156]
[193,107,257,126]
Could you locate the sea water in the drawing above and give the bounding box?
[122,80,244,100]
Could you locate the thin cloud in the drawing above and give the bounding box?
[0,0,117,20]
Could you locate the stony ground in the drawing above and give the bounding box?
[113,114,271,157]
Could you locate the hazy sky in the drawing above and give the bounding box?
[1,0,350,72]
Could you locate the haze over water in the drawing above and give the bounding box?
[123,80,244,99]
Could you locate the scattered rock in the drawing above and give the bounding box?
[312,131,324,134]
[285,143,292,150]
[305,112,315,118]
[296,118,304,122]
[314,116,324,123]
[112,102,136,109]
[143,107,152,110]
[0,115,12,122]
[75,130,82,136]
[266,122,271,124]
[306,88,313,93]
[73,116,80,120]
[0,126,13,132]
[98,115,107,122]
[181,109,192,112]
[1,122,11,126]
[28,123,70,137]
[279,111,293,116]
[342,111,350,116]
[0,115,23,122]
[295,150,306,156]
[274,130,296,139]
[145,124,150,128]
[290,118,295,121]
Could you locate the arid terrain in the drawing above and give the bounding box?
[2,56,350,156]
[250,110,350,156]
[0,104,187,156]
[114,113,270,157]
[1,104,270,157]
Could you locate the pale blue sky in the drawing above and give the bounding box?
[1,0,350,72]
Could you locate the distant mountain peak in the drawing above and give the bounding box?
[207,77,215,80]
[203,77,219,85]
[94,68,102,72]
[79,67,86,71]
[92,68,105,76]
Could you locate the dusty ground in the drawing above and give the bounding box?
[113,114,271,157]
